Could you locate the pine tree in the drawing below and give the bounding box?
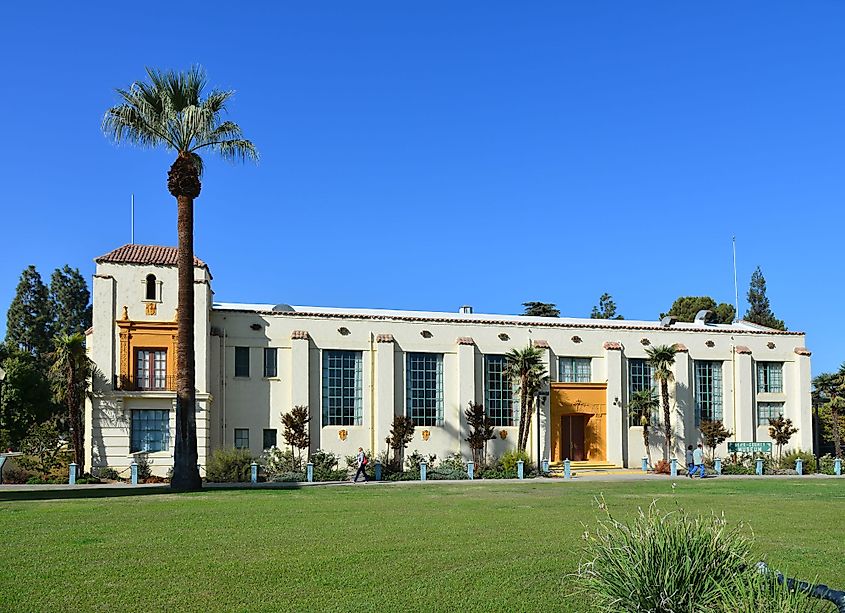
[660,296,735,324]
[591,293,624,319]
[50,266,92,337]
[0,348,56,446]
[522,302,560,317]
[5,266,53,359]
[744,266,786,330]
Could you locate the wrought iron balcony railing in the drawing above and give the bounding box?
[115,375,176,392]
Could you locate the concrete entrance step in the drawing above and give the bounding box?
[548,461,622,475]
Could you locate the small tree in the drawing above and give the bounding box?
[660,296,735,324]
[590,293,623,320]
[767,415,798,462]
[387,416,415,470]
[646,344,678,461]
[464,401,495,466]
[521,302,560,317]
[813,368,844,459]
[744,266,786,330]
[281,405,310,469]
[17,419,66,477]
[504,345,549,453]
[699,419,732,462]
[628,389,658,469]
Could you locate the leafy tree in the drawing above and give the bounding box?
[504,345,549,452]
[387,415,415,469]
[17,418,66,477]
[5,266,53,359]
[767,415,798,462]
[628,389,658,469]
[104,66,258,491]
[281,405,310,469]
[0,348,55,446]
[464,401,495,466]
[49,333,96,473]
[660,296,735,324]
[646,344,678,461]
[699,419,732,462]
[744,266,786,330]
[813,368,844,458]
[591,293,623,320]
[522,302,560,317]
[50,266,92,337]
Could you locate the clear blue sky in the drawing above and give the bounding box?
[1,3,842,374]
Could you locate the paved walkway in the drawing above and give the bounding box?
[0,471,841,496]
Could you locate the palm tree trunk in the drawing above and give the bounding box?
[171,194,202,490]
[662,380,671,461]
[643,426,652,469]
[517,381,527,453]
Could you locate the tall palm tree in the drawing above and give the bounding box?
[813,368,844,459]
[103,66,258,490]
[49,333,95,474]
[646,344,677,461]
[628,388,658,469]
[504,345,548,453]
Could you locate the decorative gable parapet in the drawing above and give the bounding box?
[603,341,622,351]
[456,337,475,346]
[735,345,752,355]
[291,330,309,341]
[376,334,395,343]
[794,347,812,356]
[532,339,550,349]
[673,343,688,353]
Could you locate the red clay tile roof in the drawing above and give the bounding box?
[794,347,812,356]
[456,337,475,345]
[603,341,623,351]
[95,244,208,268]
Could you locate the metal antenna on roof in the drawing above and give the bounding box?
[131,194,135,244]
[732,236,739,322]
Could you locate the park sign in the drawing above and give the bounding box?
[727,441,772,454]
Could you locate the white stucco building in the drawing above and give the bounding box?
[84,244,813,476]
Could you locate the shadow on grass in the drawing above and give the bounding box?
[0,482,302,502]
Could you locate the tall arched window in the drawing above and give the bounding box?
[145,274,157,300]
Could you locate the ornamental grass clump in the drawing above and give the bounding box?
[577,497,752,612]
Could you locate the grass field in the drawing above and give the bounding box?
[1,478,844,612]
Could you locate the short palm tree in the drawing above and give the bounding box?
[103,66,258,490]
[628,388,658,469]
[646,344,677,461]
[49,333,95,474]
[504,345,548,453]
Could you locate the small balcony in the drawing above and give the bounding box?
[115,374,177,392]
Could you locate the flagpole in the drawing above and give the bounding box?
[732,236,739,322]
[131,194,135,244]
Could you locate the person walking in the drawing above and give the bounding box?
[692,443,705,478]
[685,445,695,478]
[353,447,369,483]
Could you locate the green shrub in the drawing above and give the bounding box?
[577,499,753,611]
[2,464,34,484]
[499,449,530,473]
[135,455,152,480]
[271,471,306,482]
[818,454,837,475]
[76,474,102,485]
[722,462,755,475]
[406,450,436,471]
[309,449,340,472]
[780,449,816,473]
[313,468,347,482]
[428,467,469,480]
[264,447,299,478]
[438,452,466,472]
[97,467,120,480]
[477,467,517,479]
[206,447,255,483]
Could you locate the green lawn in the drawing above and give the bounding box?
[1,479,844,612]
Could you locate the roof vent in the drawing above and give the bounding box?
[660,316,677,327]
[459,305,473,314]
[272,304,294,312]
[694,310,713,325]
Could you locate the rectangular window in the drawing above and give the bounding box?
[756,362,783,393]
[130,410,169,453]
[235,347,250,378]
[135,349,167,389]
[263,429,277,450]
[322,350,363,426]
[406,353,444,427]
[757,402,784,426]
[263,348,278,378]
[559,357,591,383]
[694,361,723,423]
[628,359,654,426]
[234,428,249,449]
[485,355,513,427]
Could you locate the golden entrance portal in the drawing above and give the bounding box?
[551,383,607,464]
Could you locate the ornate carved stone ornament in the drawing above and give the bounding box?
[767,342,776,349]
[338,327,350,336]
[498,333,510,341]
[122,306,129,320]
[456,337,475,346]
[421,430,431,441]
[640,338,650,346]
[705,340,715,348]
[571,335,582,343]
[145,302,157,316]
[338,429,348,441]
[421,330,433,338]
[499,430,508,439]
